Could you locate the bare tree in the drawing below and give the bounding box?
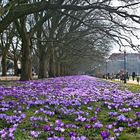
[1,0,140,79]
[0,26,14,76]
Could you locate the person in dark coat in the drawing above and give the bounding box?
[132,72,136,81]
[137,76,140,85]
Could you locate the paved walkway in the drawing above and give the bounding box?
[0,76,139,85]
[0,76,20,81]
[0,75,39,81]
[114,79,139,85]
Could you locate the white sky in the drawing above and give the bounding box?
[111,46,138,53]
[111,1,140,54]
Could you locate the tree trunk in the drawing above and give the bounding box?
[1,43,10,76]
[1,54,7,76]
[52,47,56,77]
[15,18,32,80]
[13,56,18,76]
[38,43,52,78]
[56,62,60,76]
[48,54,54,77]
[20,35,32,80]
[60,63,64,76]
[38,53,49,79]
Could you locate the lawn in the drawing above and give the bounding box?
[0,75,140,140]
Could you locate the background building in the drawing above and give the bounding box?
[107,53,140,75]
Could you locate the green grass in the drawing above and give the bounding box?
[126,83,140,93]
[107,79,140,93]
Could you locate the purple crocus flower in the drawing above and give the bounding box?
[118,127,124,132]
[43,125,51,131]
[30,131,40,138]
[84,124,91,129]
[90,117,96,122]
[100,131,110,140]
[117,114,126,122]
[136,112,140,118]
[96,107,100,112]
[93,121,103,128]
[69,132,77,137]
[55,120,64,127]
[106,124,113,129]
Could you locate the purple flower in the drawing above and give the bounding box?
[93,121,103,128]
[30,131,40,138]
[48,136,65,140]
[90,117,96,122]
[75,115,86,122]
[43,125,51,131]
[96,107,100,112]
[117,114,126,122]
[106,124,113,129]
[136,112,140,118]
[69,132,77,137]
[84,124,91,129]
[1,132,7,139]
[118,127,124,132]
[9,133,14,140]
[55,120,64,127]
[108,112,117,117]
[55,127,65,132]
[100,131,110,140]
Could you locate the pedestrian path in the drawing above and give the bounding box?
[127,80,139,85]
[0,75,38,81]
[114,79,139,85]
[0,76,20,81]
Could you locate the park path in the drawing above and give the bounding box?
[114,79,139,85]
[0,76,20,81]
[0,75,139,85]
[0,75,39,81]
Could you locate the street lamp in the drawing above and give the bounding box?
[124,49,127,84]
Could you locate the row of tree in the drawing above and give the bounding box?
[0,0,140,80]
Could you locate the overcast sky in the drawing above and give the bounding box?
[111,46,138,54]
[111,1,140,54]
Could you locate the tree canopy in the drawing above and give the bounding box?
[0,0,140,79]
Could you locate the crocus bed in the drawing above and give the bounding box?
[0,75,140,140]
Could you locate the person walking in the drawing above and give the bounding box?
[132,72,136,81]
[137,76,140,85]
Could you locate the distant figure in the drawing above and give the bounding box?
[132,72,136,81]
[137,76,140,85]
[110,73,114,80]
[126,72,129,81]
[107,73,110,79]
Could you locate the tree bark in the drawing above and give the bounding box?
[20,35,32,80]
[52,47,56,77]
[48,54,54,77]
[15,18,33,80]
[38,44,52,79]
[13,56,18,76]
[56,62,60,76]
[38,53,49,79]
[60,63,64,76]
[1,54,7,76]
[1,43,10,76]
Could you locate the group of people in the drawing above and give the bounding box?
[104,71,140,84]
